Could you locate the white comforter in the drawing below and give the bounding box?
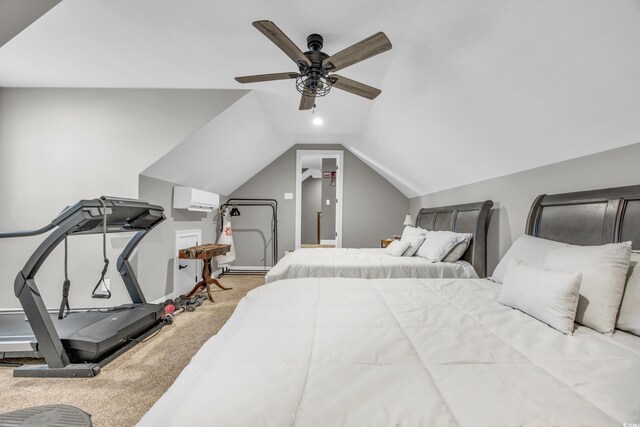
[265,248,478,283]
[139,278,640,427]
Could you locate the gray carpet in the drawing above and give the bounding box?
[0,275,264,427]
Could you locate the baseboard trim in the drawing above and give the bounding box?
[226,266,271,272]
[151,294,174,304]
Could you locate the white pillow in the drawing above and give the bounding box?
[402,235,426,257]
[400,225,428,242]
[498,259,582,335]
[416,231,470,262]
[442,236,472,263]
[384,239,411,257]
[492,234,570,283]
[543,242,632,335]
[615,252,640,336]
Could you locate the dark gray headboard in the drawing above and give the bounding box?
[416,200,493,277]
[526,184,640,249]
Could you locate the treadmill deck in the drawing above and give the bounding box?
[0,304,163,361]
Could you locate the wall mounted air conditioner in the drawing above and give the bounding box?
[173,186,220,212]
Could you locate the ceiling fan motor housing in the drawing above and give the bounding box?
[296,33,332,97]
[306,34,324,51]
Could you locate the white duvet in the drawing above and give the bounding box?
[140,277,640,426]
[265,248,478,283]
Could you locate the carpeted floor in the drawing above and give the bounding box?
[0,275,264,427]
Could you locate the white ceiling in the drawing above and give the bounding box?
[0,0,417,134]
[1,0,639,197]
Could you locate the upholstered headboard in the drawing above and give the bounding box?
[526,184,640,249]
[416,200,493,277]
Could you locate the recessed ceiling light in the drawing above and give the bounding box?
[312,116,324,126]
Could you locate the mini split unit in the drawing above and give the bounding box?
[173,186,220,212]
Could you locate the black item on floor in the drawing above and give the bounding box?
[0,197,165,378]
[0,404,92,426]
[160,294,208,325]
[173,294,208,312]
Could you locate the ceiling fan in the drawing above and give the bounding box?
[235,20,392,110]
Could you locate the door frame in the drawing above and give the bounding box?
[295,150,344,249]
[174,229,202,299]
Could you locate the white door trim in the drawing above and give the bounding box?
[295,150,344,249]
[174,229,202,299]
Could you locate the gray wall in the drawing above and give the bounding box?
[0,87,240,309]
[409,142,640,276]
[228,144,410,266]
[136,176,217,302]
[320,158,337,241]
[301,178,321,244]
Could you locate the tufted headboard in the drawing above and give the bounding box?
[526,184,640,249]
[416,200,494,277]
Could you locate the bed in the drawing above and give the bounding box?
[265,200,493,283]
[265,247,479,283]
[139,185,640,426]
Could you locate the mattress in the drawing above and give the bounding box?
[139,278,640,426]
[265,248,478,283]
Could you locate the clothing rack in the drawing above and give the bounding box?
[218,198,278,275]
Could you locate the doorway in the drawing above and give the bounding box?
[295,150,343,249]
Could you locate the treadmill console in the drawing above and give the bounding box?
[66,197,165,235]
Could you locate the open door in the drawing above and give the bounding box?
[295,150,343,249]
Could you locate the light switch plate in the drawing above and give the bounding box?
[326,199,331,205]
[284,192,293,200]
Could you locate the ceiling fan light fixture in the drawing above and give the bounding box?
[295,74,332,97]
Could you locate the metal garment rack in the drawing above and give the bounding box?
[218,198,278,275]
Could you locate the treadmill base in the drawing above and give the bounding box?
[14,363,101,378]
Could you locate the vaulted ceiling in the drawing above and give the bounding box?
[1,0,639,197]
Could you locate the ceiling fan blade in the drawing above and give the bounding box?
[253,20,311,67]
[330,75,381,100]
[299,93,316,110]
[323,32,392,72]
[235,72,298,84]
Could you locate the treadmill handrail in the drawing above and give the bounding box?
[0,223,55,239]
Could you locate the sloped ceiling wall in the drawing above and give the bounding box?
[1,1,639,198]
[142,91,292,195]
[358,1,640,197]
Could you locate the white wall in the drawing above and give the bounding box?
[409,142,640,276]
[137,175,217,302]
[0,88,243,308]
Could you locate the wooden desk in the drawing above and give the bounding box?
[178,243,231,303]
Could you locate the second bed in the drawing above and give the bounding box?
[266,200,493,283]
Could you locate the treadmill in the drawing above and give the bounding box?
[0,196,166,378]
